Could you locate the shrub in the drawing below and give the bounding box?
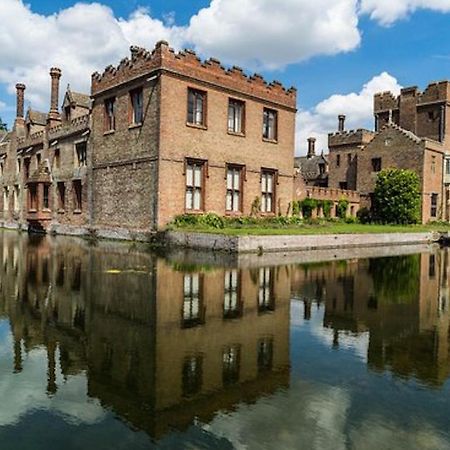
[322,200,333,219]
[251,197,261,216]
[300,198,318,219]
[336,198,349,219]
[357,207,372,224]
[198,213,225,229]
[373,168,421,224]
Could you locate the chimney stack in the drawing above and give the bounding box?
[338,114,346,132]
[15,83,26,121]
[48,67,62,126]
[307,137,316,158]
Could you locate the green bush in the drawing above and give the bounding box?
[373,168,421,224]
[300,198,318,218]
[322,200,333,219]
[357,207,372,224]
[336,198,349,219]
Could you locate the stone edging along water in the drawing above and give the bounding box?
[162,231,441,253]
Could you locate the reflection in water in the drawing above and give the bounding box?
[1,231,450,449]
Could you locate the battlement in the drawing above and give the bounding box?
[418,80,450,104]
[92,41,297,109]
[374,91,399,112]
[48,114,90,139]
[328,129,375,148]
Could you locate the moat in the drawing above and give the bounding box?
[1,231,450,449]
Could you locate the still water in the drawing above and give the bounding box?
[1,231,450,449]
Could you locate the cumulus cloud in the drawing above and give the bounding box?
[296,72,402,155]
[187,0,361,69]
[360,0,450,26]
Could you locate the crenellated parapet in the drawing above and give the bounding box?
[418,81,450,105]
[328,129,375,148]
[374,91,399,113]
[48,114,90,140]
[92,41,297,109]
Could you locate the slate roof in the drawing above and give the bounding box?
[295,154,328,182]
[26,109,47,126]
[65,88,90,109]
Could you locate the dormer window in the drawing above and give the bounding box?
[65,105,72,121]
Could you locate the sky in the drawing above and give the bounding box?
[2,0,450,155]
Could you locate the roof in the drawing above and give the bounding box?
[64,88,90,109]
[295,154,328,182]
[382,122,422,144]
[26,109,47,126]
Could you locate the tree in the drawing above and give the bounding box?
[0,117,7,132]
[373,168,421,224]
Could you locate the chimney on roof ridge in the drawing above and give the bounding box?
[307,137,316,159]
[15,83,26,120]
[338,115,346,132]
[48,67,62,126]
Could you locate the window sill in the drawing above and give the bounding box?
[184,209,205,215]
[128,123,142,130]
[186,122,207,131]
[28,209,37,213]
[225,211,243,216]
[227,131,245,138]
[73,209,82,215]
[262,138,278,144]
[103,130,115,136]
[259,211,276,216]
[42,208,51,213]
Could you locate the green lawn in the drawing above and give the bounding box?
[168,222,450,236]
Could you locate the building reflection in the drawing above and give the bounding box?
[293,250,450,386]
[0,231,290,439]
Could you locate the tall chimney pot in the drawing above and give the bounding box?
[338,114,346,132]
[307,137,316,158]
[15,83,26,120]
[48,67,62,125]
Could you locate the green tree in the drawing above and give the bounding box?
[0,117,7,132]
[373,168,421,224]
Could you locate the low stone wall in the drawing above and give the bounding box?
[163,231,439,253]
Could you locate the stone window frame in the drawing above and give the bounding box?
[184,158,207,212]
[225,164,245,214]
[187,87,207,128]
[104,97,116,133]
[74,140,88,168]
[261,168,277,214]
[57,181,66,212]
[227,98,246,136]
[72,179,82,213]
[262,107,278,142]
[129,86,144,126]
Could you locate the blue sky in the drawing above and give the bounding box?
[2,0,450,154]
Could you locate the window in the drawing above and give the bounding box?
[226,165,242,212]
[104,97,115,131]
[339,182,348,190]
[185,160,204,211]
[43,184,49,210]
[263,108,278,141]
[336,154,341,167]
[16,158,21,174]
[65,105,71,121]
[36,153,41,167]
[130,88,144,125]
[24,158,31,179]
[223,345,240,386]
[182,355,202,397]
[371,157,382,172]
[53,149,60,170]
[347,153,352,164]
[13,186,19,212]
[257,338,273,373]
[258,267,275,313]
[446,159,450,175]
[57,182,65,210]
[2,187,7,212]
[431,156,436,174]
[182,274,203,328]
[228,99,245,134]
[224,270,241,319]
[431,193,438,218]
[75,142,87,167]
[187,88,206,126]
[0,161,3,178]
[29,184,37,211]
[319,163,325,175]
[73,180,82,212]
[261,170,275,213]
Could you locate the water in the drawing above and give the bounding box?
[0,231,450,450]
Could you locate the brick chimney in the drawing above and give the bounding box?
[48,67,62,126]
[338,115,346,132]
[307,137,316,158]
[15,83,26,125]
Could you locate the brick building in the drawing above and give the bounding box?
[326,81,450,222]
[0,41,297,239]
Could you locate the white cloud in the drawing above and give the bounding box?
[296,72,402,155]
[360,0,450,25]
[187,0,361,69]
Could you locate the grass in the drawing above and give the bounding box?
[168,222,450,236]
